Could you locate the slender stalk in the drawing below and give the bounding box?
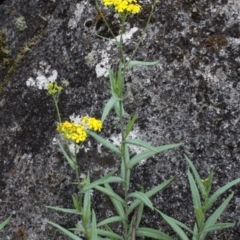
[127,0,158,65]
[53,97,62,123]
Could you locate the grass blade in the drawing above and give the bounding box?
[136,227,174,240]
[0,216,11,230]
[46,220,83,240]
[45,206,82,215]
[128,143,182,169]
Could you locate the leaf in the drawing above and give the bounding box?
[0,216,11,230]
[155,209,193,235]
[124,114,138,138]
[83,176,91,226]
[94,186,125,204]
[205,178,240,211]
[101,96,121,123]
[136,202,144,230]
[194,207,205,229]
[97,216,126,227]
[200,223,234,235]
[128,177,175,215]
[104,183,125,219]
[82,171,121,192]
[97,229,123,240]
[157,211,190,240]
[87,131,121,156]
[91,210,98,239]
[128,143,182,169]
[113,101,125,117]
[202,193,234,239]
[57,140,75,170]
[192,223,198,240]
[187,169,201,209]
[184,155,205,197]
[123,139,158,152]
[126,60,159,69]
[45,206,82,215]
[127,192,153,210]
[46,220,83,240]
[136,227,174,240]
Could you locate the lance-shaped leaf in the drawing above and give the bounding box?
[45,206,82,215]
[91,210,98,240]
[123,139,158,152]
[200,223,234,236]
[82,170,121,192]
[87,131,121,156]
[104,183,125,219]
[0,216,11,231]
[128,177,174,215]
[201,193,234,239]
[94,186,125,204]
[136,227,174,240]
[184,155,205,197]
[97,229,123,240]
[205,178,240,211]
[46,220,83,240]
[128,143,182,169]
[101,95,121,123]
[57,140,75,170]
[127,192,153,210]
[126,60,159,69]
[97,216,126,227]
[157,211,190,240]
[124,113,138,138]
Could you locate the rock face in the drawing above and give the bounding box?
[0,0,240,239]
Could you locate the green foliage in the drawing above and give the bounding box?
[157,156,239,240]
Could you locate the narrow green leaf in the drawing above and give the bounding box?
[126,60,159,69]
[187,169,201,209]
[97,216,126,227]
[46,220,83,240]
[97,229,123,240]
[136,227,174,240]
[87,131,121,156]
[123,144,130,190]
[136,202,144,230]
[202,193,234,239]
[128,177,175,215]
[57,140,75,170]
[125,114,138,138]
[45,206,82,215]
[82,171,120,192]
[155,208,193,235]
[201,223,234,235]
[101,96,121,123]
[104,183,125,218]
[94,186,125,204]
[91,210,98,239]
[194,207,205,230]
[184,155,205,197]
[127,192,153,210]
[157,211,190,240]
[128,143,182,169]
[123,139,158,152]
[206,178,240,211]
[0,216,11,230]
[83,181,91,226]
[113,101,125,117]
[192,223,198,240]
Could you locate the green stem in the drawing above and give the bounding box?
[127,0,158,65]
[53,96,62,123]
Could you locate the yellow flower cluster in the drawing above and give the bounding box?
[102,0,141,14]
[47,83,63,95]
[57,117,102,144]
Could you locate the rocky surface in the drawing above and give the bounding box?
[0,0,240,239]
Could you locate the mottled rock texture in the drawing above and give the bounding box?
[0,0,240,239]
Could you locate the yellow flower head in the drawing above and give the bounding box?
[47,83,63,96]
[102,0,141,14]
[57,117,102,144]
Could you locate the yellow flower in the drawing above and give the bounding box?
[102,0,141,14]
[57,117,102,144]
